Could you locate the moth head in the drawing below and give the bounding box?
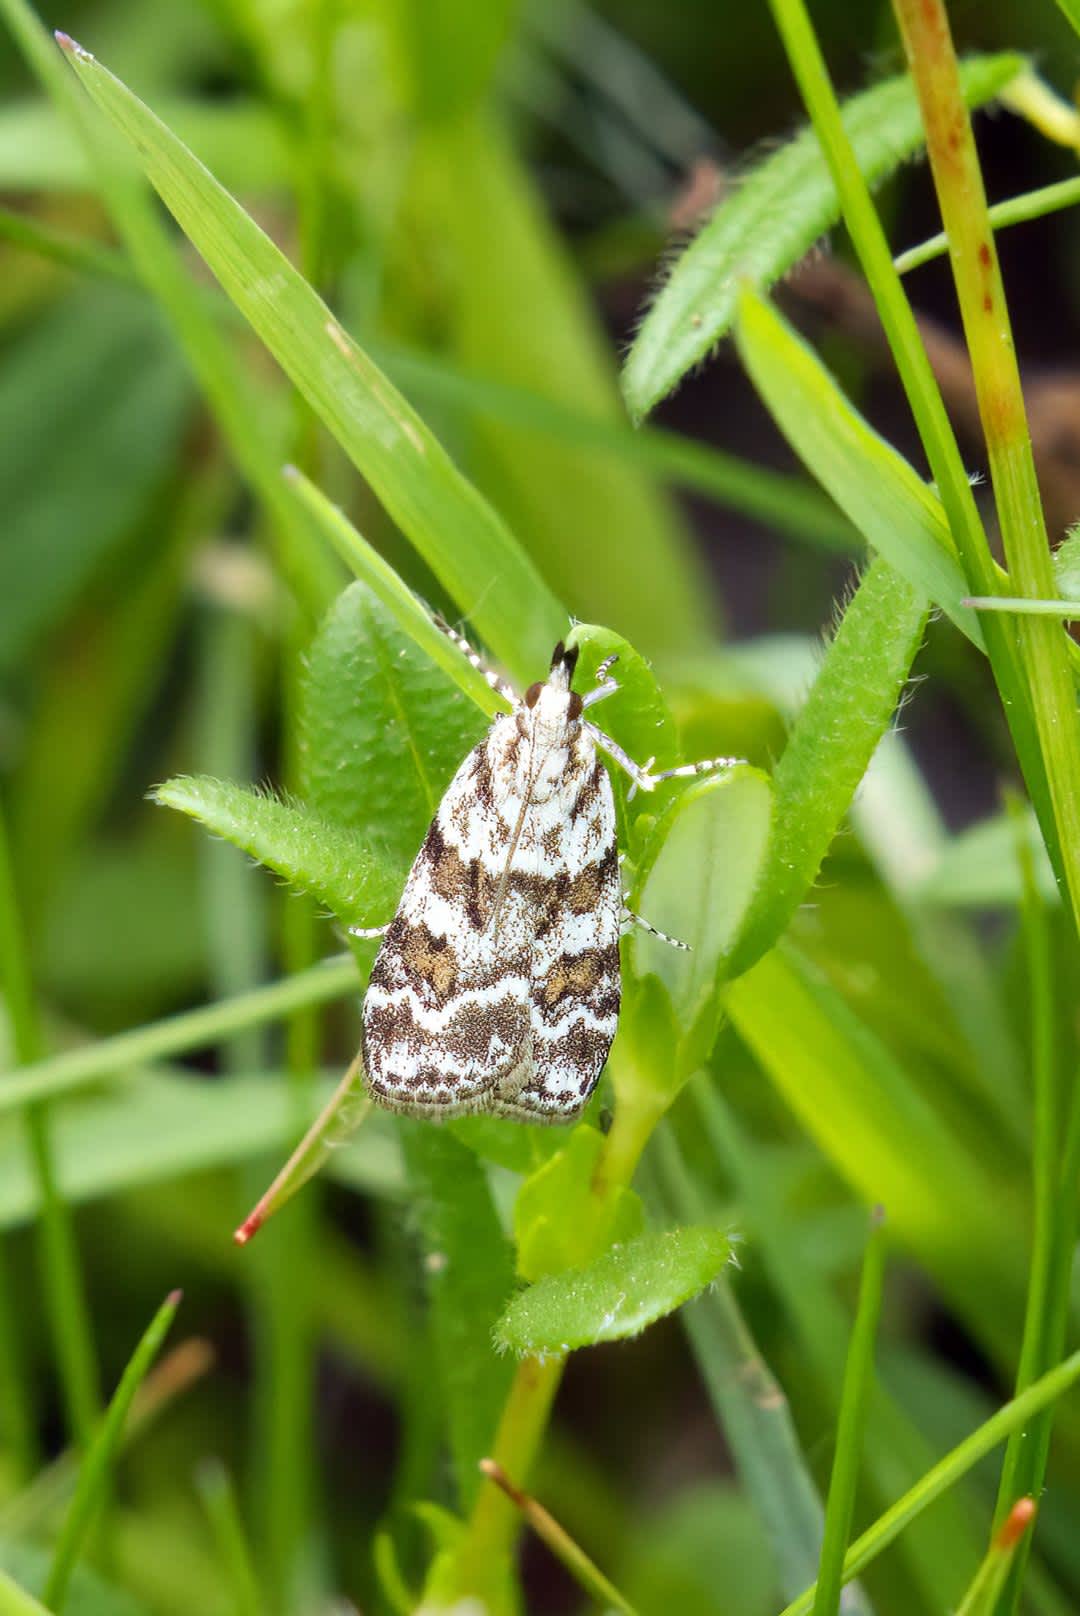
[521,641,584,733]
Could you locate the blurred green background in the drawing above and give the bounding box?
[3,1,1080,1613]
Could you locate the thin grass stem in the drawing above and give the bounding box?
[196,1460,263,1616]
[812,1209,887,1616]
[44,1290,181,1611]
[894,176,1080,274]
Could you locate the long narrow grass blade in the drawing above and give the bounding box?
[281,467,502,718]
[812,1209,887,1616]
[0,1569,52,1616]
[895,177,1080,274]
[963,596,1080,617]
[479,1459,638,1616]
[777,1350,1080,1615]
[234,1052,369,1244]
[0,956,358,1117]
[56,33,565,679]
[44,1289,182,1610]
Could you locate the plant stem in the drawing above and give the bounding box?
[0,955,359,1117]
[765,0,1060,901]
[812,1210,887,1616]
[891,0,1080,937]
[0,801,99,1449]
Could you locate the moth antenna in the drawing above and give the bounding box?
[432,614,518,705]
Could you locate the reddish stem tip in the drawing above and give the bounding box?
[997,1496,1037,1550]
[54,30,74,49]
[166,1288,184,1308]
[233,1207,265,1247]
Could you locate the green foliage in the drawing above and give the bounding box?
[622,53,1024,420]
[1,5,1079,1616]
[495,1226,733,1356]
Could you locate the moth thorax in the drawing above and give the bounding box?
[530,682,582,739]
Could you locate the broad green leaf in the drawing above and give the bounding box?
[495,1225,733,1356]
[152,776,400,929]
[300,581,487,864]
[0,1073,404,1230]
[0,283,191,676]
[730,556,929,975]
[409,111,711,650]
[734,287,981,648]
[59,36,565,679]
[622,53,1024,419]
[631,766,773,1070]
[513,1125,643,1283]
[398,1124,516,1509]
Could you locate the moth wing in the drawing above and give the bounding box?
[506,754,622,1123]
[361,723,536,1117]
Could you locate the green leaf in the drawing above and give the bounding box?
[300,581,488,863]
[631,766,773,1069]
[734,287,980,648]
[58,36,565,679]
[395,0,515,121]
[495,1226,733,1356]
[514,1125,644,1283]
[0,1544,145,1616]
[730,556,929,975]
[152,776,401,928]
[398,1124,516,1509]
[0,283,191,675]
[622,53,1024,419]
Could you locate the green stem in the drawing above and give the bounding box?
[812,1211,887,1616]
[0,955,359,1118]
[894,175,1080,274]
[0,801,99,1448]
[197,1461,263,1616]
[765,0,1060,906]
[0,1569,52,1616]
[891,0,1080,938]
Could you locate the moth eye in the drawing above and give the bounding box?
[567,691,584,721]
[524,682,544,708]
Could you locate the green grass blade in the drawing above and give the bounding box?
[196,1460,263,1616]
[621,52,1022,419]
[282,469,503,718]
[734,286,980,646]
[153,775,402,929]
[44,1288,181,1610]
[0,802,99,1449]
[812,1210,887,1616]
[777,1352,1080,1616]
[0,1569,52,1616]
[0,956,359,1117]
[0,200,133,280]
[57,34,565,679]
[895,176,1080,274]
[963,596,1080,617]
[730,556,929,975]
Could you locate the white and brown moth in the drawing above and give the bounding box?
[352,625,733,1124]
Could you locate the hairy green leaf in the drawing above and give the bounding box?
[730,556,929,975]
[152,776,400,928]
[622,53,1024,419]
[300,582,487,866]
[495,1226,733,1356]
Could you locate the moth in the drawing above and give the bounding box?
[352,625,733,1124]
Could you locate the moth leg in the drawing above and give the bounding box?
[347,923,390,939]
[588,724,744,800]
[621,905,690,951]
[432,614,518,705]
